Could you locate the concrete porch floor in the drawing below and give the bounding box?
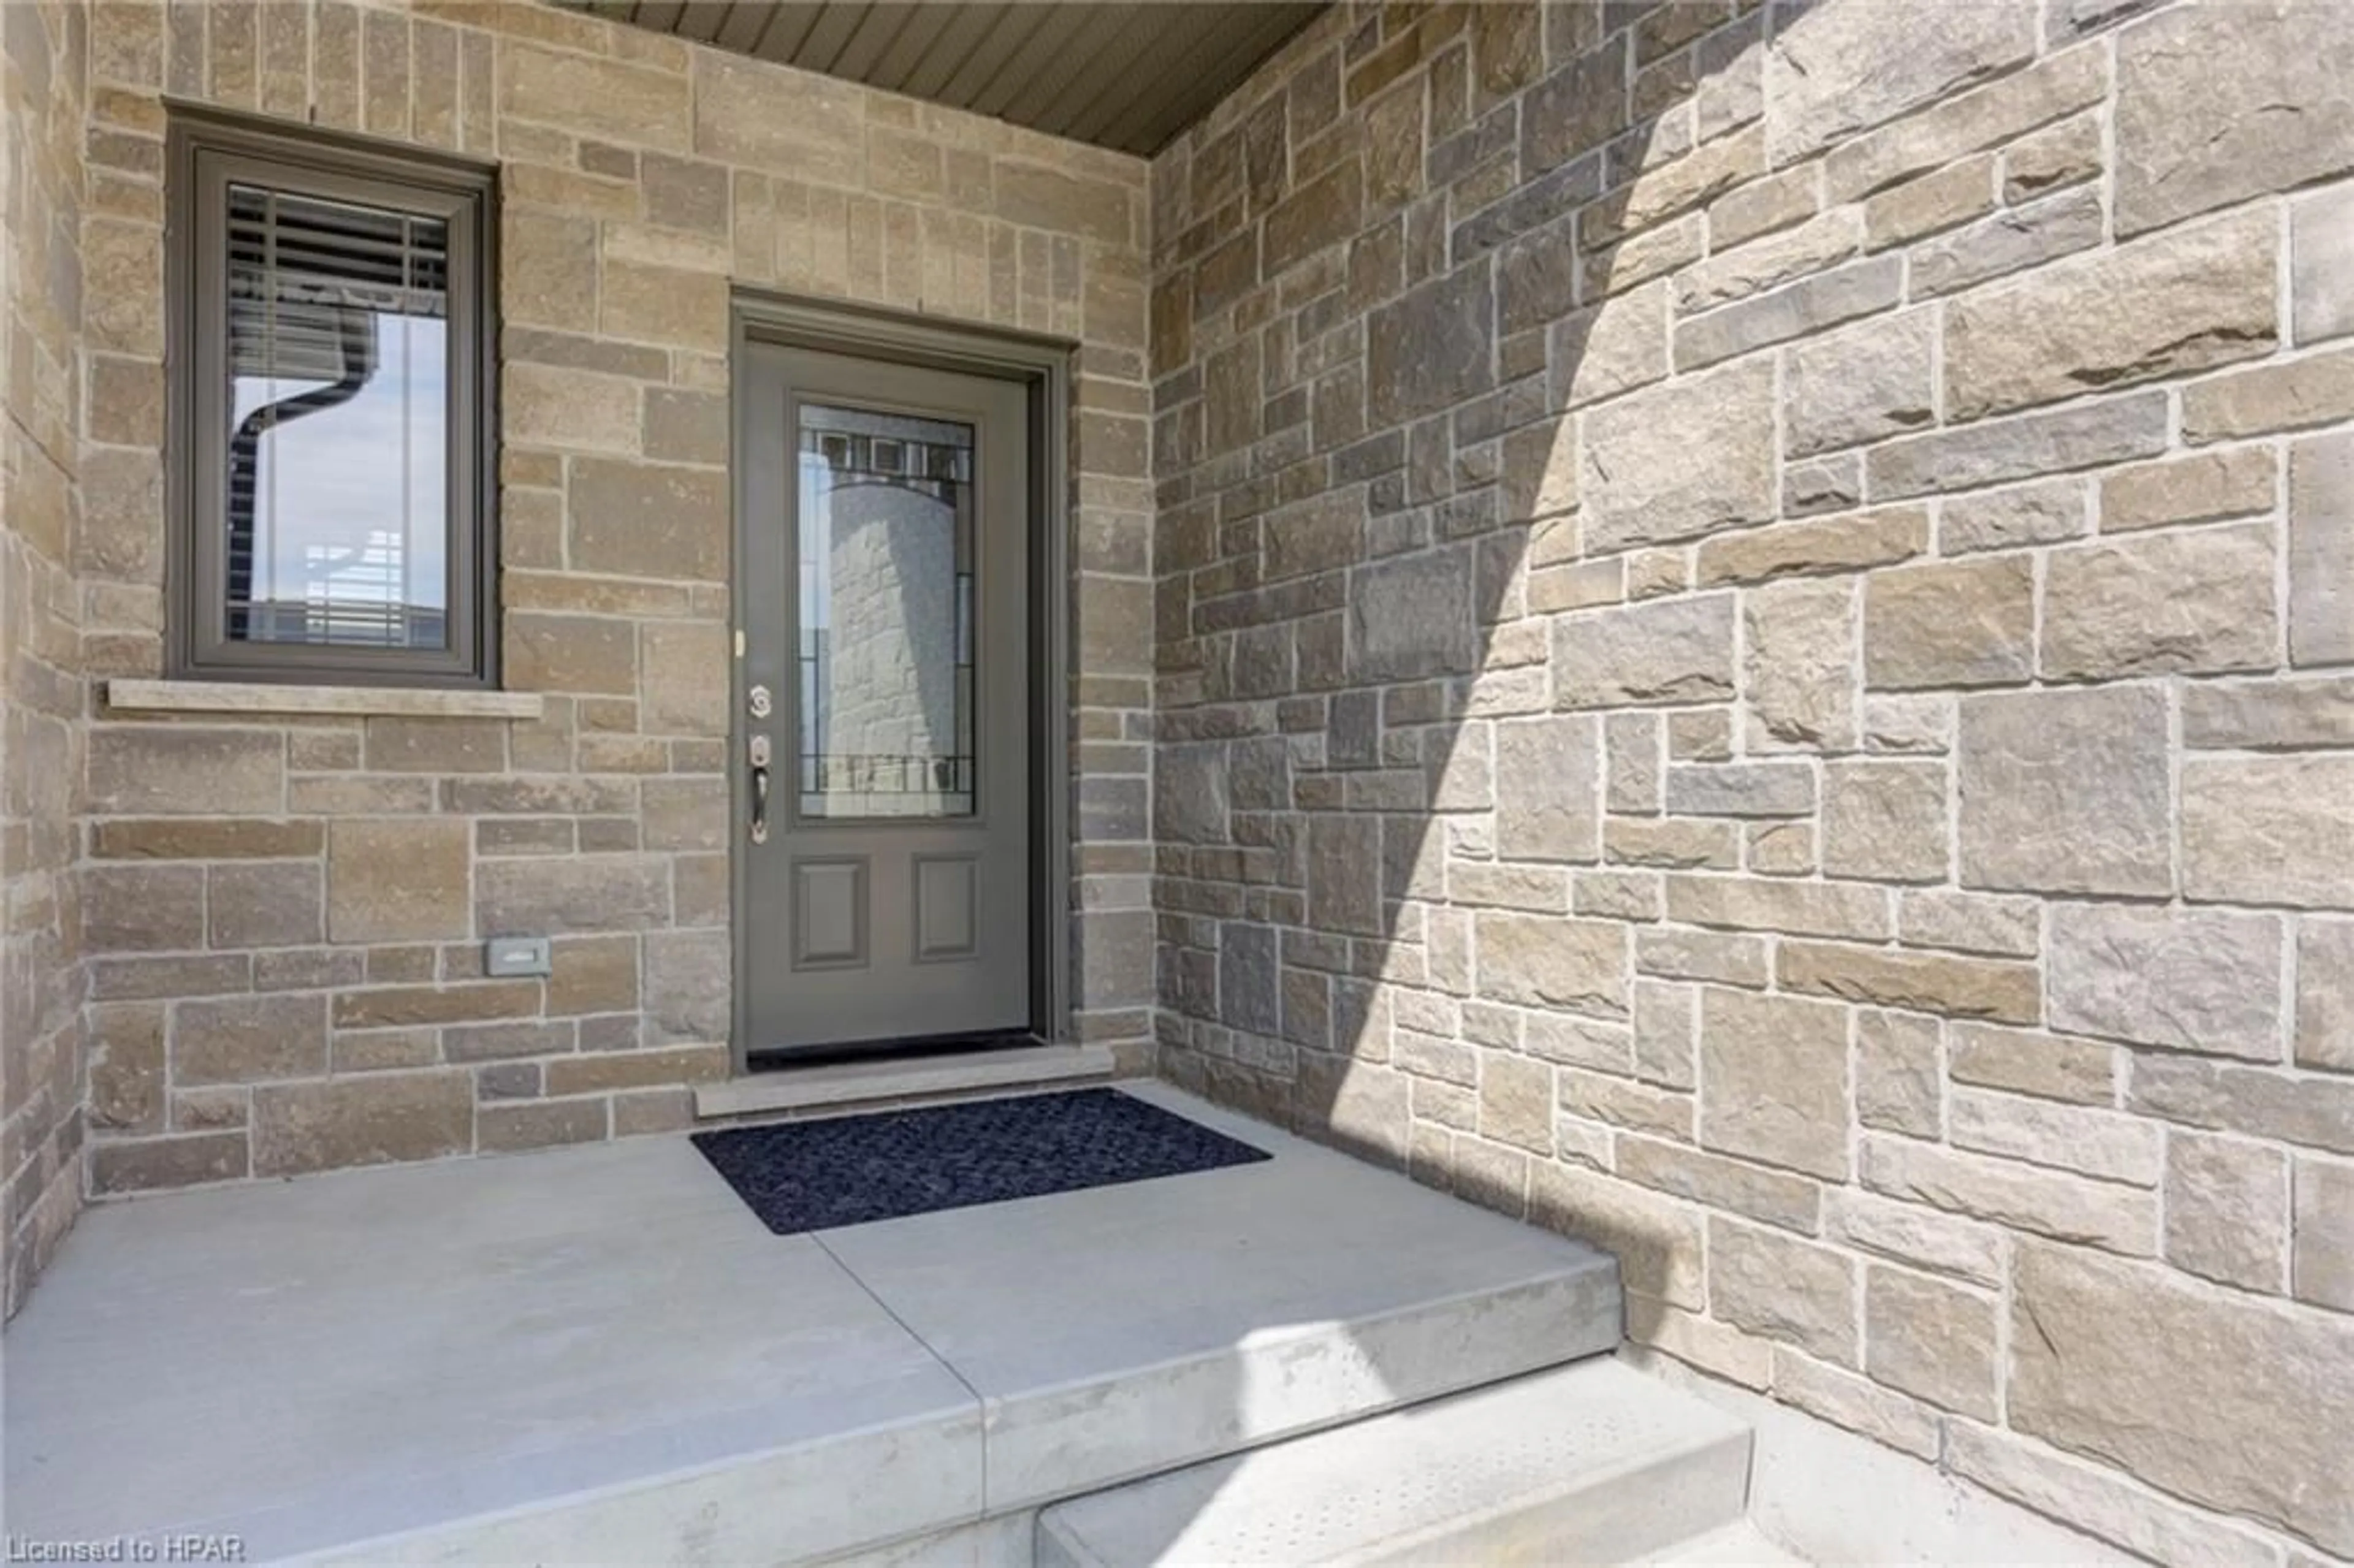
[2,1083,1620,1565]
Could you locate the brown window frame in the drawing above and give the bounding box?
[166,108,500,687]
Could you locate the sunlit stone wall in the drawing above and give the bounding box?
[1149,4,2354,1561]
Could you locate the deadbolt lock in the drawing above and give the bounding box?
[747,683,773,720]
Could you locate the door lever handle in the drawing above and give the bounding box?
[748,733,771,845]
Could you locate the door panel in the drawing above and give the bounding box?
[912,854,981,962]
[740,344,1030,1054]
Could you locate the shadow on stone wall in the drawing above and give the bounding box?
[1152,0,1742,1344]
[1105,12,1757,1558]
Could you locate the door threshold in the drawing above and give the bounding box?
[747,1029,1038,1072]
[694,1042,1118,1122]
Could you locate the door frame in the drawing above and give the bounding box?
[727,293,1075,1074]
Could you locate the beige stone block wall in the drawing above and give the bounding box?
[2,0,91,1318]
[1149,2,2354,1562]
[67,0,1155,1202]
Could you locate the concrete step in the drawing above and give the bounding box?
[10,1085,1618,1567]
[1034,1358,1753,1567]
[815,1083,1622,1515]
[1635,1521,1808,1565]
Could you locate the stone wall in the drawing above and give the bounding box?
[2,0,90,1317]
[1148,2,2354,1562]
[69,0,1154,1198]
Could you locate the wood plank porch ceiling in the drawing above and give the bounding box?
[573,2,1329,156]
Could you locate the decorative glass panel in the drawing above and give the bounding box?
[796,404,977,820]
[223,183,450,649]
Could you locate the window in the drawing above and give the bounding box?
[167,113,497,685]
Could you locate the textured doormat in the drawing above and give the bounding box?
[691,1088,1274,1235]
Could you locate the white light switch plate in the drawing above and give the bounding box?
[485,936,552,977]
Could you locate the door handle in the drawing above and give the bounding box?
[748,733,771,845]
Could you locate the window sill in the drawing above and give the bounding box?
[105,679,544,721]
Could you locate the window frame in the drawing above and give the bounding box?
[165,108,500,687]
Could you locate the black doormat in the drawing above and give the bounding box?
[691,1088,1274,1235]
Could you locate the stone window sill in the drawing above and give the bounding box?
[105,679,545,721]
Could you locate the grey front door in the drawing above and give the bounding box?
[739,343,1031,1056]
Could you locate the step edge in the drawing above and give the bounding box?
[1341,1426,1754,1568]
[278,1399,989,1568]
[1037,1361,1755,1566]
[693,1044,1116,1119]
[1632,1517,1810,1567]
[981,1260,1624,1413]
[1037,1362,1748,1523]
[981,1268,1626,1512]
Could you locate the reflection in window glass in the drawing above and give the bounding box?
[796,404,976,820]
[224,184,449,649]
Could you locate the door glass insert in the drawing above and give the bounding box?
[796,403,976,820]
